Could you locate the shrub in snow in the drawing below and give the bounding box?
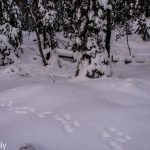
[135,15,150,41]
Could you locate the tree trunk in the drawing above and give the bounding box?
[105,8,112,58]
[43,29,47,49]
[35,30,47,66]
[126,33,132,56]
[49,28,55,51]
[29,8,47,66]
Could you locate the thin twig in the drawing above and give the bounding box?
[49,75,56,83]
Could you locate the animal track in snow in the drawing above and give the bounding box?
[0,98,80,134]
[36,111,80,134]
[73,120,80,127]
[11,106,36,115]
[15,107,36,113]
[14,110,28,114]
[37,111,53,118]
[102,127,132,150]
[53,114,74,133]
[0,101,29,115]
[108,141,123,150]
[0,101,13,108]
[63,113,80,127]
[7,101,13,107]
[50,113,80,134]
[63,113,72,120]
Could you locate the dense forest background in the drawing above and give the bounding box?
[0,0,150,78]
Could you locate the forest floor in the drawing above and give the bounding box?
[0,32,150,150]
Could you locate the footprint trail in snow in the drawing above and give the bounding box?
[13,107,36,114]
[52,113,80,133]
[102,127,132,150]
[0,95,80,134]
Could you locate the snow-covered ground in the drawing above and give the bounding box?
[0,32,150,150]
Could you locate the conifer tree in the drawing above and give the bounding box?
[135,0,150,40]
[111,0,150,42]
[62,0,75,37]
[72,0,110,78]
[28,0,60,67]
[0,0,22,66]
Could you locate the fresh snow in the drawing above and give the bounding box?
[0,32,150,150]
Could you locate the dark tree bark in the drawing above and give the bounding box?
[126,32,131,56]
[36,30,47,66]
[105,7,112,58]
